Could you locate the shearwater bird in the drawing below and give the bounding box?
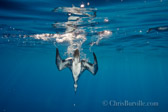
[56,48,98,92]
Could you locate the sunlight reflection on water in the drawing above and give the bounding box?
[30,4,112,57]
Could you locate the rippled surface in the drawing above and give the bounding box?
[0,0,168,56]
[0,0,168,112]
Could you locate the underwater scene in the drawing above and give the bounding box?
[0,0,168,112]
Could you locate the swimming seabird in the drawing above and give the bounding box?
[147,26,168,33]
[56,48,98,92]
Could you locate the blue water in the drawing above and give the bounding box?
[0,0,168,112]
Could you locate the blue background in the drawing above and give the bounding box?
[0,0,168,112]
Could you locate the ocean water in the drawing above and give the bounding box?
[0,0,168,112]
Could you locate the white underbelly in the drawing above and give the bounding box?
[72,62,81,82]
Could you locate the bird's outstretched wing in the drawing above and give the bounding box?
[56,48,72,71]
[81,52,98,75]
